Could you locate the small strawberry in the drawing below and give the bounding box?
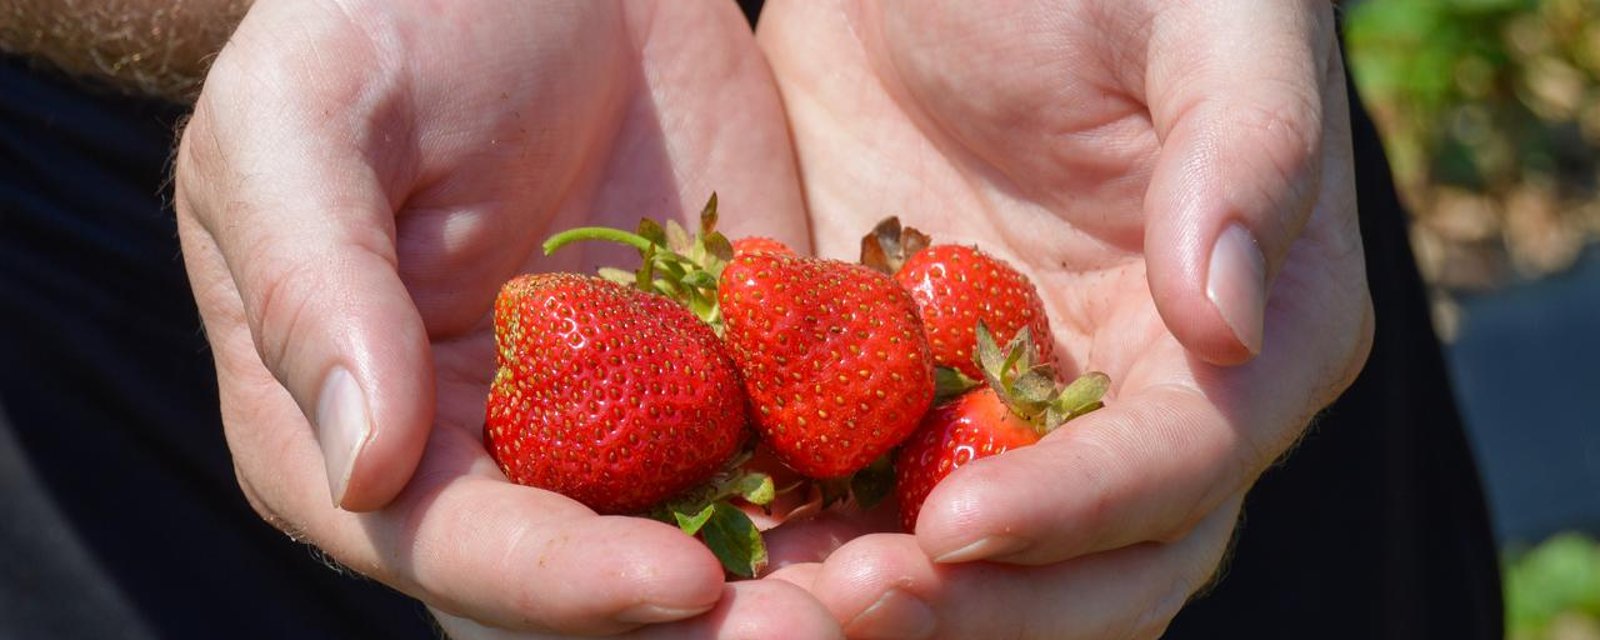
[894,324,1108,532]
[719,252,935,479]
[732,236,796,257]
[484,273,747,514]
[862,217,1055,382]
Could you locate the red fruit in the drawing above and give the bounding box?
[719,253,935,479]
[892,325,1108,532]
[896,244,1054,381]
[732,236,795,257]
[483,273,747,514]
[894,387,1038,532]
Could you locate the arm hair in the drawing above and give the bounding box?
[0,0,251,102]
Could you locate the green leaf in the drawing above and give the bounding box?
[682,270,718,289]
[597,267,636,285]
[665,220,692,254]
[817,477,851,509]
[702,503,766,578]
[673,503,717,536]
[999,327,1031,386]
[699,192,719,236]
[636,218,667,248]
[637,243,658,292]
[1504,533,1600,635]
[1011,371,1057,406]
[727,472,776,506]
[974,322,1007,392]
[703,232,734,265]
[933,367,980,403]
[1052,372,1110,419]
[658,259,689,280]
[850,456,896,509]
[687,292,718,327]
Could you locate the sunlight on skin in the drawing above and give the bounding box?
[753,0,1372,636]
[177,0,1371,636]
[176,1,825,636]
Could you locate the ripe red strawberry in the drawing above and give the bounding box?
[719,252,935,479]
[895,387,1036,532]
[732,236,795,257]
[894,325,1107,532]
[862,218,1055,381]
[483,273,747,515]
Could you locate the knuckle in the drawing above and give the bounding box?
[243,254,323,380]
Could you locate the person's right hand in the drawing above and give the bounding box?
[174,1,839,637]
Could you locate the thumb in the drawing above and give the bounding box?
[176,86,432,512]
[1142,0,1339,364]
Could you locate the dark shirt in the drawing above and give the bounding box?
[0,54,435,639]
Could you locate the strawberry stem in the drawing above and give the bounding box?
[541,195,731,330]
[973,321,1110,433]
[542,227,656,255]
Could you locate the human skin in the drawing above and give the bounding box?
[755,0,1372,637]
[168,0,1371,638]
[174,1,839,637]
[0,0,249,100]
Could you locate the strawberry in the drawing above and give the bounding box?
[894,324,1108,532]
[543,196,935,483]
[732,236,795,257]
[862,217,1055,382]
[484,273,748,514]
[719,252,935,479]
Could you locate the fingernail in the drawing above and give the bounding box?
[932,535,1026,564]
[1206,224,1267,355]
[614,603,715,624]
[314,366,372,508]
[846,589,935,640]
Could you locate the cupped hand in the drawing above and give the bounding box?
[757,0,1373,636]
[174,0,839,636]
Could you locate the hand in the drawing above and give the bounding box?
[174,1,839,636]
[756,0,1373,636]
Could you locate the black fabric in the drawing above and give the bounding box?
[0,55,434,640]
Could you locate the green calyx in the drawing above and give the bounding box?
[543,193,731,331]
[651,450,774,578]
[972,322,1110,434]
[815,454,895,510]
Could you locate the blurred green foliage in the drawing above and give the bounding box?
[1347,0,1600,192]
[1505,533,1600,640]
[1346,0,1600,304]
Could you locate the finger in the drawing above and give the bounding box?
[812,500,1238,640]
[253,414,729,634]
[761,500,898,570]
[175,49,430,511]
[185,189,731,635]
[432,580,843,639]
[912,376,1269,566]
[1142,0,1339,363]
[628,581,843,640]
[766,563,824,591]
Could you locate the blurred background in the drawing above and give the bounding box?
[1345,0,1600,637]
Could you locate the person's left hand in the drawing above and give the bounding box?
[753,0,1374,637]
